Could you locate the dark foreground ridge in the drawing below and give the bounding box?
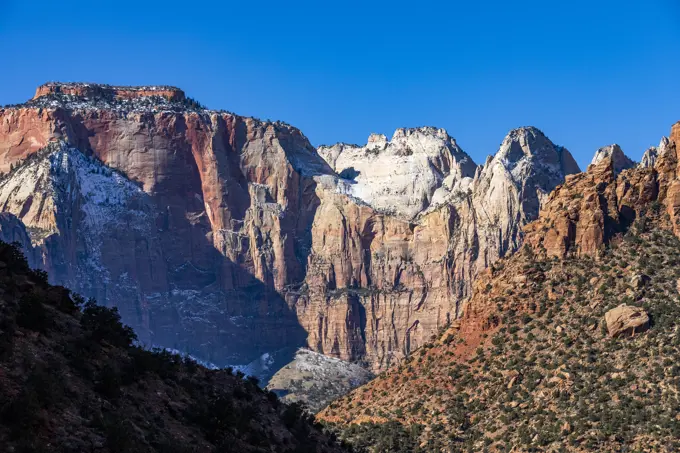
[0,241,349,453]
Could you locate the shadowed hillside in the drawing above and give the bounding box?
[0,241,349,453]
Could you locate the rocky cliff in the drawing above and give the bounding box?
[299,126,579,369]
[320,122,680,452]
[0,83,579,373]
[0,83,331,368]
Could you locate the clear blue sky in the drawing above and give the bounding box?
[1,0,679,169]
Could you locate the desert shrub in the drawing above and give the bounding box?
[80,300,136,348]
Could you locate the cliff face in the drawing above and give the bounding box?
[0,84,330,366]
[0,241,348,453]
[297,126,579,369]
[319,123,680,452]
[0,83,579,372]
[523,133,678,259]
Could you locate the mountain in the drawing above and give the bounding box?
[590,144,635,174]
[640,137,670,169]
[301,126,580,372]
[317,127,477,219]
[0,83,578,380]
[0,83,333,371]
[0,239,347,453]
[319,123,680,452]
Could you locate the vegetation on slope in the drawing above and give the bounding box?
[0,241,349,453]
[321,212,680,452]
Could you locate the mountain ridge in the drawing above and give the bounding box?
[0,83,594,385]
[319,122,680,452]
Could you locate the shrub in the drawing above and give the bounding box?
[16,292,51,333]
[80,300,136,348]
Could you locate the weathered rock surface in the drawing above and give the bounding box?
[298,126,580,370]
[524,128,680,259]
[0,84,329,367]
[319,122,680,452]
[0,83,580,373]
[641,146,659,168]
[590,144,635,174]
[266,348,373,412]
[318,127,476,219]
[604,304,650,338]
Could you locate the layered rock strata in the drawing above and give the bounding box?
[0,83,580,371]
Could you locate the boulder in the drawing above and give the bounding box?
[604,304,650,338]
[630,274,651,289]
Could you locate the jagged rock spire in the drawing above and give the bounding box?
[590,144,635,174]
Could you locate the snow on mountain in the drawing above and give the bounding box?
[318,127,477,219]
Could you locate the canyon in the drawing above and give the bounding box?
[0,83,580,377]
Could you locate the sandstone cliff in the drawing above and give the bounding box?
[0,84,331,367]
[320,122,680,452]
[590,144,635,173]
[298,126,579,369]
[0,83,579,373]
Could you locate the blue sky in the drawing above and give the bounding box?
[0,0,679,169]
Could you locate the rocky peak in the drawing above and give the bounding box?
[33,82,186,102]
[590,144,635,174]
[640,146,659,168]
[492,126,580,174]
[642,137,672,169]
[318,127,476,218]
[672,121,680,145]
[472,127,580,222]
[366,133,388,149]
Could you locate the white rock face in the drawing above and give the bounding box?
[590,144,635,174]
[640,137,670,168]
[438,126,581,289]
[0,141,160,340]
[318,127,476,219]
[474,127,581,219]
[640,147,658,168]
[266,348,373,412]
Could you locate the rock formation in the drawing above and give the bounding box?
[604,304,650,337]
[320,121,680,452]
[590,144,635,174]
[296,126,579,369]
[0,83,580,373]
[318,127,476,219]
[523,131,680,259]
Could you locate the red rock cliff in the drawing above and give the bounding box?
[0,83,579,371]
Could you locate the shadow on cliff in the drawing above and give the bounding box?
[43,112,322,379]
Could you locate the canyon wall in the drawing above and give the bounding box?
[0,83,580,371]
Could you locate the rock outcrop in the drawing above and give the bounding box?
[524,129,680,259]
[590,144,635,174]
[320,121,680,452]
[0,83,580,373]
[266,348,374,413]
[605,304,650,338]
[644,137,672,169]
[641,147,659,168]
[318,127,476,219]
